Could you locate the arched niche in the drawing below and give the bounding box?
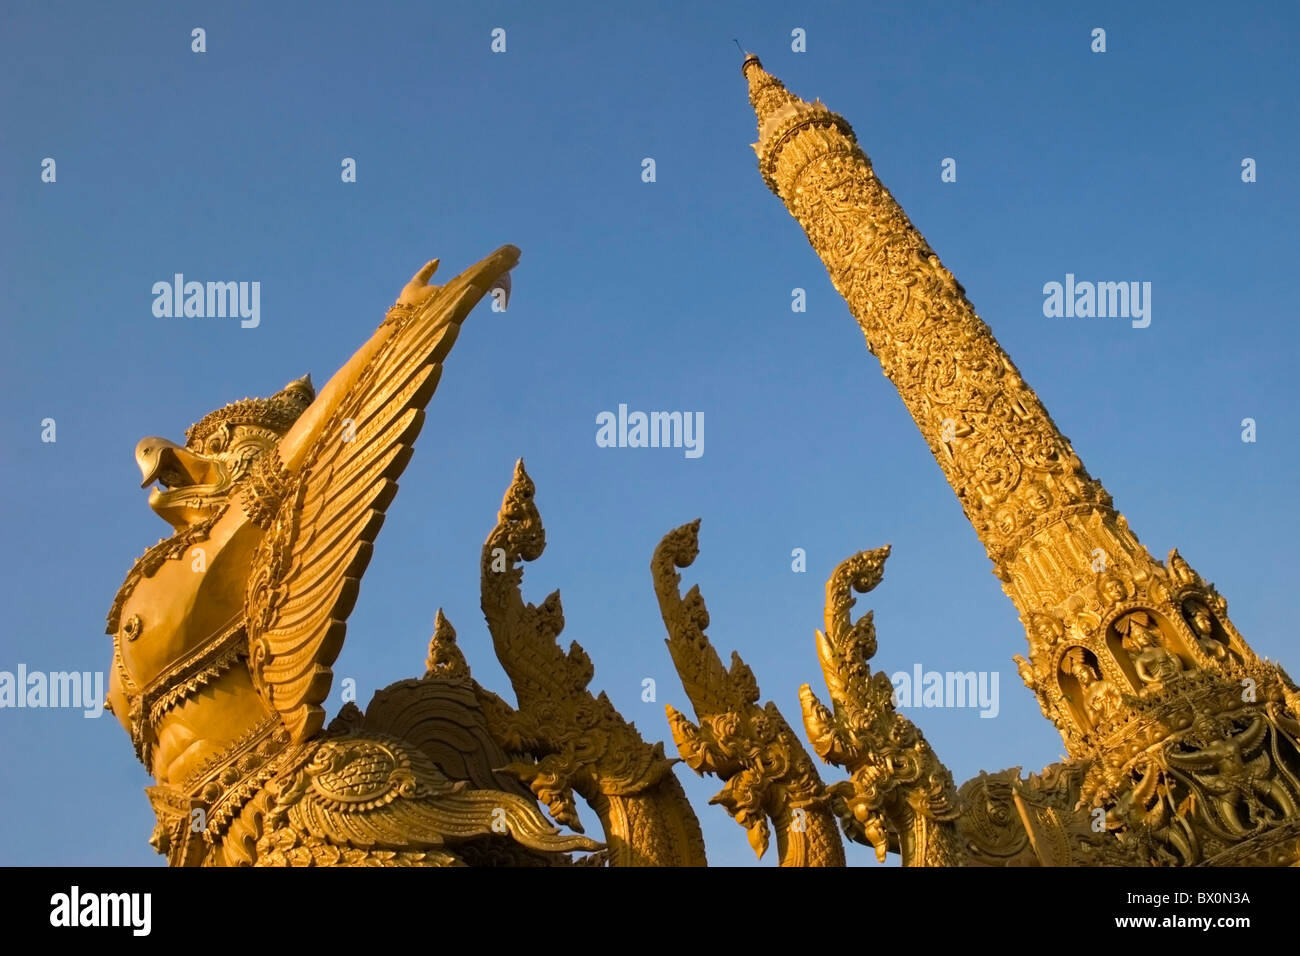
[1179,596,1241,665]
[1105,607,1191,689]
[1057,646,1108,732]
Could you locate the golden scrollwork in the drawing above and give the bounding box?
[798,547,964,865]
[651,519,844,866]
[473,462,708,866]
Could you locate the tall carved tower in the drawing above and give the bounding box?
[743,55,1300,865]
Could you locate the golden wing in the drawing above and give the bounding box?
[261,735,599,864]
[245,246,519,742]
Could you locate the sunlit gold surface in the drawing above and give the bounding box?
[107,250,603,866]
[732,56,1300,865]
[105,62,1299,867]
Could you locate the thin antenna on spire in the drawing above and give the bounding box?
[734,38,760,74]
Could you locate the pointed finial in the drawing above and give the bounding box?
[425,608,470,680]
[280,374,316,406]
[743,55,801,143]
[741,59,855,194]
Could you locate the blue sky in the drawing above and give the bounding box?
[1,1,1296,866]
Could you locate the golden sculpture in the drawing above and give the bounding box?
[107,250,601,866]
[729,55,1300,866]
[106,59,1299,867]
[653,519,843,866]
[470,462,707,866]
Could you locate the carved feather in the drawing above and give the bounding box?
[245,248,519,742]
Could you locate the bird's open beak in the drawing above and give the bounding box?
[135,437,221,490]
[135,436,232,530]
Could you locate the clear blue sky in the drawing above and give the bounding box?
[1,1,1296,866]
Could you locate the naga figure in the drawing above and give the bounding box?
[106,248,601,866]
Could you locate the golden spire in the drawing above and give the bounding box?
[739,58,1294,776]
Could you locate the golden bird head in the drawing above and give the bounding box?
[135,376,314,530]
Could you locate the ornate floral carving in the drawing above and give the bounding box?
[239,447,291,530]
